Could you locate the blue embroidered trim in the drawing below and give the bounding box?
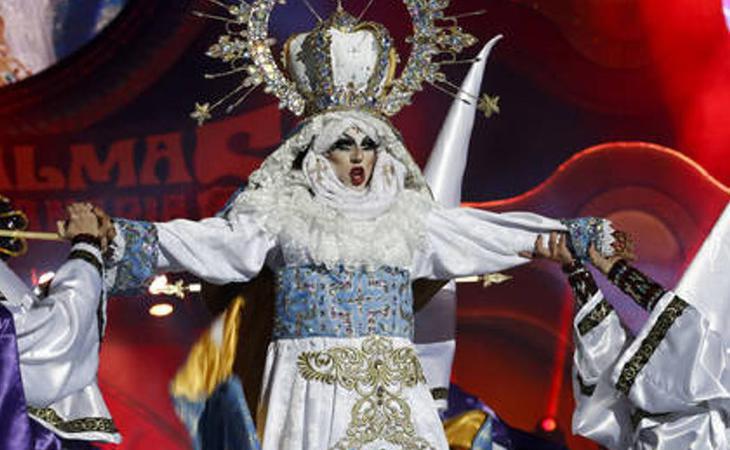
[172,377,260,450]
[273,265,414,340]
[108,219,158,295]
[561,217,609,262]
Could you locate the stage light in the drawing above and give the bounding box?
[540,417,557,433]
[148,275,169,295]
[32,271,57,296]
[148,274,201,298]
[148,302,174,317]
[38,271,55,285]
[724,0,730,31]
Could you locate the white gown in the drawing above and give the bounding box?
[107,183,575,450]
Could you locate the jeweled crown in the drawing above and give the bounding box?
[284,8,396,115]
[191,0,493,125]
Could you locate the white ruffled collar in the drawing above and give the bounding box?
[232,182,432,272]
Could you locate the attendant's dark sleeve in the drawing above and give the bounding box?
[564,261,634,449]
[607,260,667,311]
[562,260,599,309]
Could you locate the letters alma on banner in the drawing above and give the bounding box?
[0,104,282,227]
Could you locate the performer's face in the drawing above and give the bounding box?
[325,127,378,190]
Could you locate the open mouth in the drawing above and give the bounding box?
[349,167,365,186]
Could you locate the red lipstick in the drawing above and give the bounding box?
[350,167,365,186]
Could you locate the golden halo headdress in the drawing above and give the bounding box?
[191,0,493,125]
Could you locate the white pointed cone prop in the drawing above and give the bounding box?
[424,35,503,208]
[415,36,502,411]
[675,202,730,339]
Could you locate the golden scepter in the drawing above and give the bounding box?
[0,196,65,259]
[0,229,63,241]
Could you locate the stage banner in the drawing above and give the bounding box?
[0,104,282,231]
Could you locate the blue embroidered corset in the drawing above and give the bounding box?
[273,265,414,340]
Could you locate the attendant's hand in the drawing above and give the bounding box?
[588,244,622,276]
[611,230,636,261]
[62,203,101,241]
[92,205,116,250]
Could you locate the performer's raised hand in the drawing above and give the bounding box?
[587,244,623,275]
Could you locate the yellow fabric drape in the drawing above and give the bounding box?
[443,410,488,449]
[169,297,244,402]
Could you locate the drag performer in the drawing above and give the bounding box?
[538,206,730,449]
[0,202,120,449]
[97,3,623,449]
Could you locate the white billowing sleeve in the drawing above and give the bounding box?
[574,289,730,449]
[6,244,104,407]
[412,206,566,279]
[107,213,276,293]
[612,293,730,417]
[156,215,276,282]
[570,290,635,450]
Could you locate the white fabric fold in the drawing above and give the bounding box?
[415,340,455,411]
[155,215,276,284]
[612,293,730,415]
[676,203,730,341]
[413,207,566,279]
[15,256,102,405]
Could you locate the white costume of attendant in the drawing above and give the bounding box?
[0,242,120,443]
[571,204,730,449]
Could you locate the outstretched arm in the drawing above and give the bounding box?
[411,205,615,280]
[92,206,276,294]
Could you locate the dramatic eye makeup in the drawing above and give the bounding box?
[330,136,356,151]
[361,136,378,151]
